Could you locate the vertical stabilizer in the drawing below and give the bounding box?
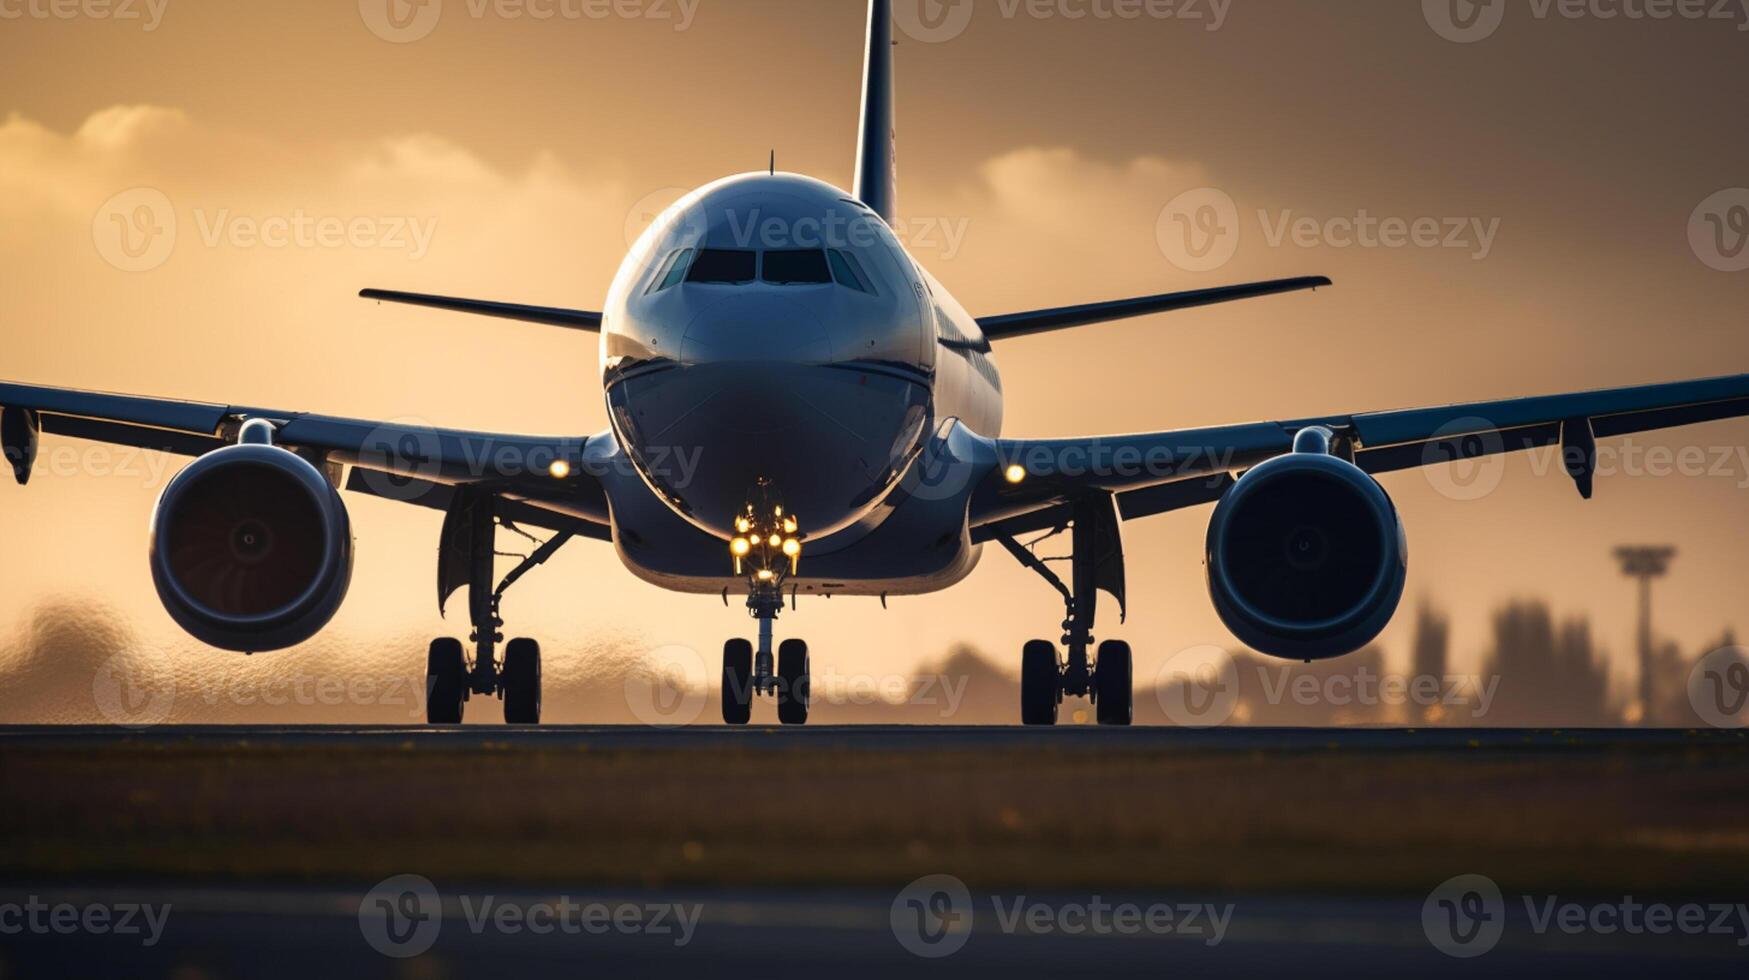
[854,0,896,224]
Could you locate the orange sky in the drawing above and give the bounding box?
[2,0,1747,715]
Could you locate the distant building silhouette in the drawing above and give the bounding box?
[1477,601,1617,727]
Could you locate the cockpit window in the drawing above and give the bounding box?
[828,249,875,294]
[686,249,758,284]
[762,249,832,285]
[646,248,694,293]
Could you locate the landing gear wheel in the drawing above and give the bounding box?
[502,637,541,725]
[777,639,811,726]
[722,638,754,726]
[427,638,467,724]
[1094,640,1133,727]
[1021,640,1061,726]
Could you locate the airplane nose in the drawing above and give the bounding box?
[680,293,835,366]
[608,297,930,540]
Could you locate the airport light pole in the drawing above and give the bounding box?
[1614,546,1676,726]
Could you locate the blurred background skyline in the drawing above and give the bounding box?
[2,0,1747,722]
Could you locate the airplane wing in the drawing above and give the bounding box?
[0,379,610,535]
[976,277,1331,342]
[358,288,603,331]
[970,372,1749,536]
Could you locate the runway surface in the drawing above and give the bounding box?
[2,726,1745,977]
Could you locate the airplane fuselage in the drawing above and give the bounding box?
[593,173,1004,596]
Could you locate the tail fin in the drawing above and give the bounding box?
[854,0,896,224]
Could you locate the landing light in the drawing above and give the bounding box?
[1004,464,1027,484]
[782,538,801,558]
[731,537,752,557]
[549,459,572,479]
[757,569,775,582]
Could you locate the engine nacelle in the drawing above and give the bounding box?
[149,443,353,652]
[1205,448,1406,661]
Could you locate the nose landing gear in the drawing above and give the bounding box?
[999,495,1133,727]
[720,587,812,726]
[720,485,811,726]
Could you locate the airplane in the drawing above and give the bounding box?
[4,0,1748,727]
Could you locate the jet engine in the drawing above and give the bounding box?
[1205,430,1406,661]
[148,439,353,652]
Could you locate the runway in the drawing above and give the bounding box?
[2,726,1745,977]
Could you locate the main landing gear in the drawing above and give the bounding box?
[426,489,573,725]
[998,495,1133,727]
[720,485,811,726]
